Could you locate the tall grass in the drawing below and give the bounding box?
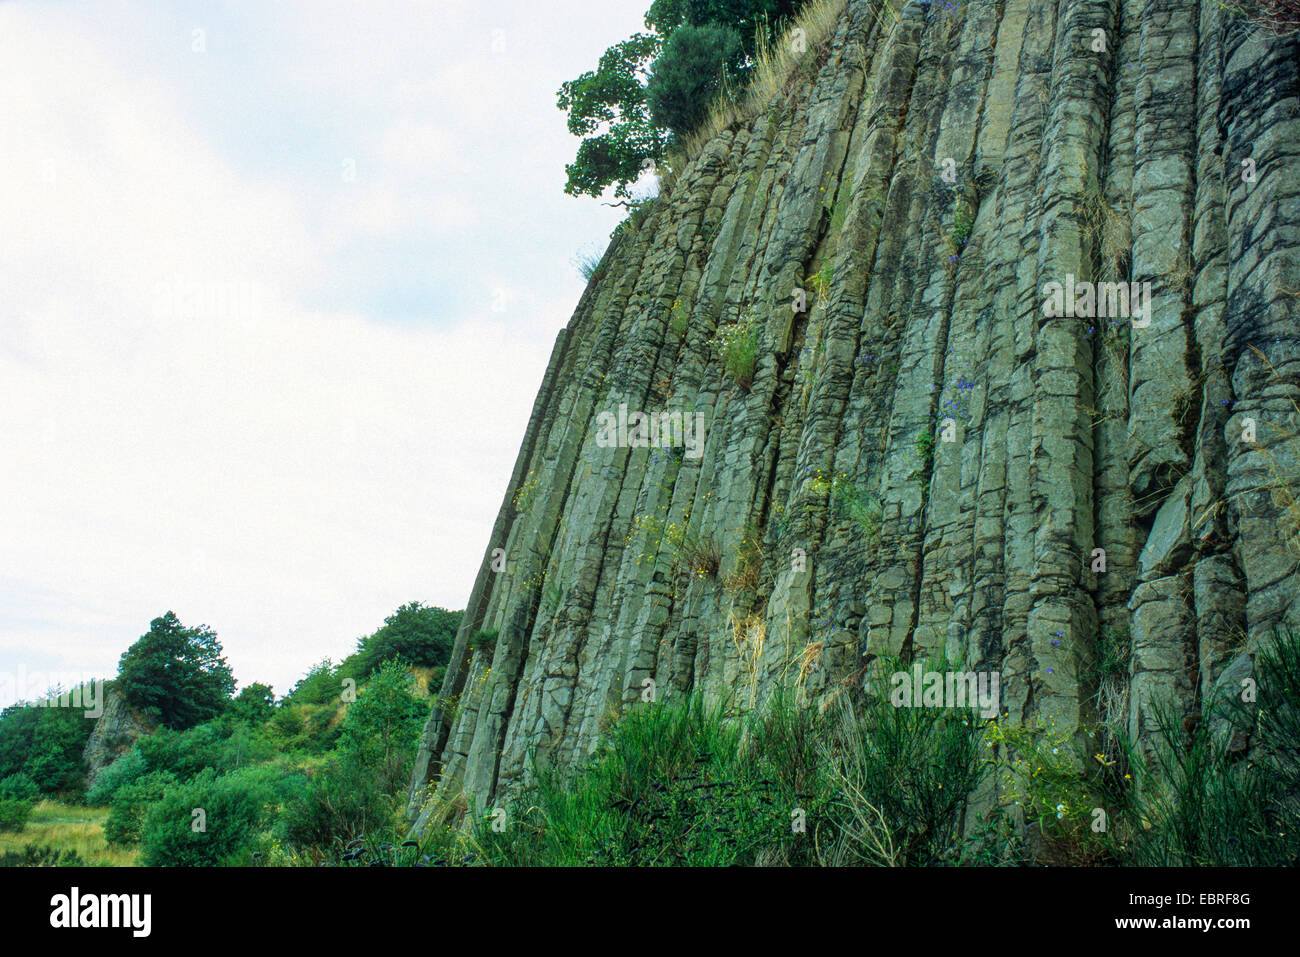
[0,801,137,866]
[465,664,990,867]
[1116,628,1300,866]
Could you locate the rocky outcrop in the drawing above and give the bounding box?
[82,686,153,787]
[410,0,1300,828]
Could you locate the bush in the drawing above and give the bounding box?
[86,748,147,806]
[104,771,177,846]
[709,312,762,390]
[136,724,223,779]
[0,799,33,833]
[345,603,460,680]
[0,844,85,867]
[647,23,747,138]
[281,754,394,855]
[816,668,987,866]
[0,772,39,802]
[473,695,816,866]
[140,770,265,866]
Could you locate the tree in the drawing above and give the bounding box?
[229,683,276,726]
[348,603,460,679]
[338,661,427,794]
[647,23,746,137]
[117,612,236,730]
[558,0,808,198]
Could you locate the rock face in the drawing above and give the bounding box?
[410,0,1300,826]
[83,686,153,787]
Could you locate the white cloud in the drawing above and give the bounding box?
[0,0,659,700]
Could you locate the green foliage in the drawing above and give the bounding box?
[0,772,39,802]
[473,695,817,866]
[558,32,665,199]
[829,477,882,542]
[0,844,86,867]
[280,662,426,856]
[281,754,393,855]
[86,748,148,806]
[818,667,987,865]
[984,717,1114,864]
[0,798,33,833]
[104,770,177,846]
[558,0,808,198]
[1118,628,1300,866]
[0,702,93,796]
[646,23,746,137]
[338,661,427,794]
[710,311,762,390]
[285,659,341,706]
[136,724,224,780]
[229,683,276,725]
[140,769,265,866]
[346,603,460,680]
[117,611,236,730]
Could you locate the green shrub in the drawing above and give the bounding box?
[647,23,746,137]
[473,695,818,867]
[140,770,265,866]
[86,748,147,806]
[281,754,393,854]
[104,771,177,846]
[0,772,39,802]
[0,844,85,867]
[1117,628,1300,866]
[136,724,224,779]
[817,665,987,866]
[0,799,33,833]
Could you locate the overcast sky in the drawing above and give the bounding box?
[0,0,649,704]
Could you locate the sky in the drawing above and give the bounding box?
[0,0,650,704]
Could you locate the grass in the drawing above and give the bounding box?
[709,311,762,390]
[0,800,138,866]
[575,250,603,282]
[452,661,992,867]
[723,528,764,593]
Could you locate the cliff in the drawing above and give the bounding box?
[410,0,1300,829]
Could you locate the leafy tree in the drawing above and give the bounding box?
[558,0,807,198]
[228,683,276,726]
[285,660,341,706]
[23,707,90,794]
[117,612,236,730]
[347,603,460,679]
[338,661,427,793]
[647,23,746,137]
